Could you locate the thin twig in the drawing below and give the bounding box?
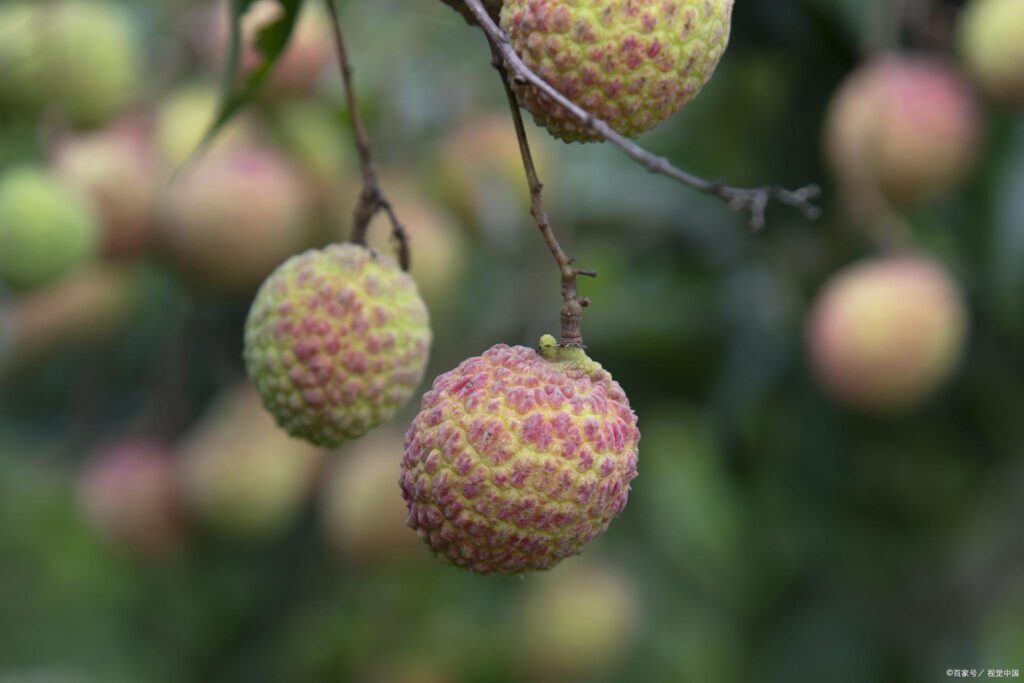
[459,0,822,230]
[323,0,410,269]
[492,44,590,347]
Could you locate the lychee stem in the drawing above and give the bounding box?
[493,44,593,348]
[323,0,410,271]
[459,0,822,230]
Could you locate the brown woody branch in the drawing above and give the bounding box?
[459,0,822,230]
[492,44,591,347]
[324,0,409,269]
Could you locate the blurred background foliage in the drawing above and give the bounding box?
[0,0,1023,681]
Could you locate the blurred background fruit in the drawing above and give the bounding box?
[0,167,99,291]
[179,386,324,540]
[958,0,1024,104]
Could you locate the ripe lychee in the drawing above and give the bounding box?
[196,0,333,96]
[78,440,186,558]
[807,256,968,413]
[824,55,982,205]
[321,430,421,566]
[155,147,312,294]
[244,243,432,447]
[179,386,323,540]
[400,335,639,574]
[517,561,641,681]
[154,84,261,168]
[500,0,734,142]
[959,0,1024,104]
[0,167,99,291]
[54,118,160,259]
[0,1,141,126]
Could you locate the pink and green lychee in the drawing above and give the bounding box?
[807,256,967,413]
[959,0,1024,104]
[0,167,99,291]
[500,0,734,142]
[155,147,312,294]
[824,55,982,204]
[400,335,639,575]
[244,243,432,448]
[78,440,186,558]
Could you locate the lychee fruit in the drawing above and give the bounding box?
[244,243,432,447]
[0,265,144,378]
[155,147,312,294]
[54,118,160,259]
[500,0,734,142]
[321,430,422,566]
[0,1,141,127]
[78,440,186,558]
[154,83,261,168]
[517,561,641,681]
[196,0,333,96]
[400,335,639,574]
[959,0,1024,104]
[179,386,323,540]
[807,256,968,413]
[0,166,99,291]
[824,55,982,204]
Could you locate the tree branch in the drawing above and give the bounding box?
[459,0,822,230]
[323,0,410,269]
[492,44,590,348]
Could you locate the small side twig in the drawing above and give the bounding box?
[492,44,591,348]
[324,0,409,269]
[460,0,821,230]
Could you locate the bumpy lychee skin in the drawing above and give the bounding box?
[244,243,432,448]
[959,0,1024,104]
[825,55,981,204]
[807,256,967,413]
[401,335,639,575]
[500,0,734,142]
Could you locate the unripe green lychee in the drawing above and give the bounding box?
[517,561,641,681]
[78,440,186,558]
[154,84,261,168]
[807,256,967,413]
[824,55,982,204]
[0,265,143,378]
[54,118,160,259]
[0,167,99,291]
[244,243,432,447]
[156,147,312,294]
[179,386,323,540]
[401,335,639,575]
[500,0,734,142]
[197,0,333,96]
[0,1,141,126]
[959,0,1024,104]
[321,430,422,566]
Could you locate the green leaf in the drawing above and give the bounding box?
[193,0,307,165]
